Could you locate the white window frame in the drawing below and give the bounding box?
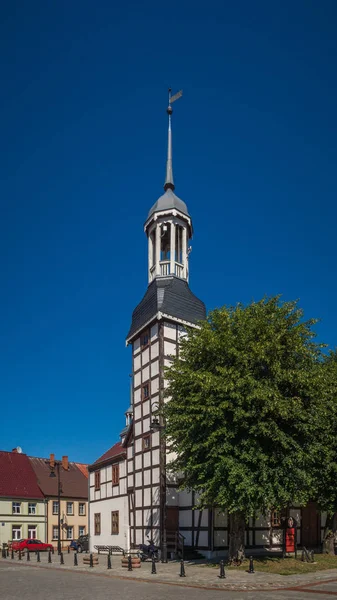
[78,526,85,537]
[28,526,37,540]
[78,502,85,516]
[52,526,59,540]
[28,503,36,515]
[66,526,73,540]
[52,501,59,515]
[66,502,73,515]
[12,526,21,540]
[12,502,21,514]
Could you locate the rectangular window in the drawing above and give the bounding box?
[79,526,85,537]
[141,381,150,401]
[28,503,36,515]
[52,526,59,540]
[143,435,151,451]
[66,502,73,515]
[111,511,119,535]
[78,502,86,516]
[12,502,21,514]
[112,465,119,486]
[271,510,281,527]
[28,526,37,540]
[94,513,101,536]
[52,501,59,515]
[141,330,149,349]
[95,471,100,491]
[66,526,73,540]
[12,526,21,540]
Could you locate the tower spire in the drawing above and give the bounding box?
[164,88,182,191]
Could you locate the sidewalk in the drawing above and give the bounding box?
[3,551,337,592]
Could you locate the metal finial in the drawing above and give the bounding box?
[164,88,182,191]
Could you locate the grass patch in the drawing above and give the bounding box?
[207,554,337,575]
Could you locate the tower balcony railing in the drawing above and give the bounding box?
[150,261,185,280]
[160,261,171,276]
[175,262,183,278]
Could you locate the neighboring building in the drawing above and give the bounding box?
[89,96,325,556]
[29,455,88,549]
[0,449,47,545]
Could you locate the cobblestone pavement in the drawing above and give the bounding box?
[1,553,337,598]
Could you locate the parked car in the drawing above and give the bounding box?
[12,539,54,553]
[70,534,89,553]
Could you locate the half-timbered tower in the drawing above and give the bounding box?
[125,92,206,552]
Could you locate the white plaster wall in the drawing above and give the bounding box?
[255,513,270,527]
[151,486,160,505]
[134,354,141,371]
[144,488,151,506]
[89,496,129,551]
[143,453,151,468]
[143,417,150,433]
[152,449,160,465]
[164,322,176,340]
[167,487,179,506]
[89,472,95,486]
[152,431,160,447]
[134,405,142,421]
[151,342,159,358]
[134,372,141,388]
[142,348,150,366]
[101,485,107,499]
[134,388,141,403]
[164,340,176,357]
[214,530,228,546]
[182,530,192,545]
[142,400,150,416]
[194,509,209,527]
[214,510,227,527]
[135,440,142,455]
[142,365,150,382]
[151,360,159,377]
[179,511,192,527]
[127,475,134,488]
[255,530,271,546]
[152,467,160,484]
[135,490,142,507]
[135,510,142,526]
[135,472,142,488]
[179,491,192,506]
[127,458,133,473]
[134,421,142,436]
[197,531,208,547]
[151,379,159,394]
[272,529,283,545]
[143,470,151,486]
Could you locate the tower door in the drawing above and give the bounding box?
[301,502,320,548]
[166,507,179,532]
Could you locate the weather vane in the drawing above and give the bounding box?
[167,88,183,115]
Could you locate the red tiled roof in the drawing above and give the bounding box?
[75,463,88,479]
[90,442,125,468]
[29,457,88,499]
[0,451,44,499]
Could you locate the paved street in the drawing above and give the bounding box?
[1,561,337,599]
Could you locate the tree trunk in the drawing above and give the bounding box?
[323,512,337,555]
[229,511,246,562]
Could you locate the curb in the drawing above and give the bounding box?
[3,560,337,593]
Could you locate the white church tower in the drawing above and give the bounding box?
[125,90,206,556]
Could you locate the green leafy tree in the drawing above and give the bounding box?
[314,351,337,553]
[163,297,326,559]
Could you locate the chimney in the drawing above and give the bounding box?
[50,453,55,468]
[62,456,69,471]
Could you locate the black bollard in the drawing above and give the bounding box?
[6,548,9,557]
[127,554,132,571]
[48,550,52,564]
[37,551,40,563]
[219,559,225,579]
[74,552,78,566]
[89,553,94,568]
[11,549,14,560]
[3,548,6,559]
[248,556,254,574]
[107,553,111,569]
[60,552,64,565]
[151,555,157,574]
[27,550,30,561]
[19,550,22,561]
[179,559,186,578]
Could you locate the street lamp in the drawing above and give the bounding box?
[150,415,167,563]
[48,461,62,555]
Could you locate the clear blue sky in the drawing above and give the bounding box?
[1,0,336,464]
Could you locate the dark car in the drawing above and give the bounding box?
[70,535,89,553]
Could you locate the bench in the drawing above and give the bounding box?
[94,545,125,556]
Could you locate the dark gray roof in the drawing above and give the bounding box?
[127,277,206,341]
[147,189,190,220]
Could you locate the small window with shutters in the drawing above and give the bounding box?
[94,513,101,535]
[112,465,119,486]
[95,471,100,491]
[111,511,119,535]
